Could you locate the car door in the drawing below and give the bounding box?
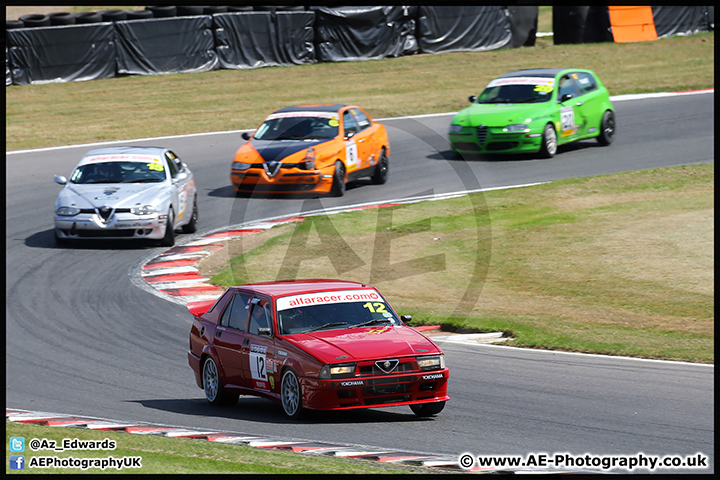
[556,74,588,144]
[165,150,191,224]
[242,298,277,393]
[570,71,605,138]
[342,109,362,174]
[349,108,380,172]
[211,292,251,388]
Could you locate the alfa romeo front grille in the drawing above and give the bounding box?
[477,125,488,145]
[358,361,415,376]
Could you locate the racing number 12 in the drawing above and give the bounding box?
[363,302,387,313]
[250,352,267,381]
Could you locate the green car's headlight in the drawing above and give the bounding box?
[56,206,81,216]
[503,124,530,133]
[449,124,464,133]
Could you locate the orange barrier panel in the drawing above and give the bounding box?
[609,6,658,43]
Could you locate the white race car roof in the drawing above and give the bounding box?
[78,146,167,166]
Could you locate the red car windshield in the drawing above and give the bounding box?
[277,300,400,335]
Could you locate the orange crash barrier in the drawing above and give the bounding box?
[609,6,658,43]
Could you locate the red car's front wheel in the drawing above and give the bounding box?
[281,369,305,419]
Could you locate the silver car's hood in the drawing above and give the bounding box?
[57,183,169,209]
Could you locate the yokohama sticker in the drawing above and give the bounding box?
[422,373,444,380]
[340,380,364,387]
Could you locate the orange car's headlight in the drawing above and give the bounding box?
[302,147,316,170]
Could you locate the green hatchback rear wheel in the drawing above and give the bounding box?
[597,110,616,146]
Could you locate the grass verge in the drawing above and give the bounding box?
[206,165,714,364]
[5,422,430,474]
[5,31,713,151]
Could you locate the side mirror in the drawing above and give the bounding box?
[344,131,355,141]
[54,175,67,185]
[560,93,573,103]
[468,95,477,103]
[173,172,188,183]
[400,315,412,324]
[258,327,272,337]
[241,131,252,140]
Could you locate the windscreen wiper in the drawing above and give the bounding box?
[301,322,348,333]
[352,318,392,328]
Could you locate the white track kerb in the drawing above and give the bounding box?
[5,407,601,473]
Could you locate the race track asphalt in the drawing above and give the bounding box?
[5,92,714,473]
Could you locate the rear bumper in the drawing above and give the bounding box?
[301,368,449,411]
[188,351,203,389]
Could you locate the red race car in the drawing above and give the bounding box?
[187,279,449,419]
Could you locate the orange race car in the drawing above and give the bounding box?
[231,104,390,196]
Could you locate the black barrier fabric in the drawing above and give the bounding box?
[552,6,612,45]
[6,23,116,85]
[652,6,712,38]
[312,6,418,62]
[417,6,511,54]
[115,16,217,76]
[6,47,12,86]
[214,11,316,69]
[507,6,538,47]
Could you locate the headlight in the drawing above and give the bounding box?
[318,363,356,379]
[449,124,464,133]
[232,162,251,171]
[56,206,81,216]
[417,354,445,371]
[131,205,157,215]
[503,124,530,133]
[303,147,316,170]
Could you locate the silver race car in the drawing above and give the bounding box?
[53,146,198,246]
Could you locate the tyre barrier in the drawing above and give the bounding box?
[5,20,25,30]
[20,14,50,28]
[204,6,228,14]
[126,10,154,20]
[100,10,128,22]
[146,5,177,18]
[176,6,206,17]
[75,12,103,24]
[49,12,76,26]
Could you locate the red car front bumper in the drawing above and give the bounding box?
[300,368,449,411]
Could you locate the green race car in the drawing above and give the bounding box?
[448,68,616,158]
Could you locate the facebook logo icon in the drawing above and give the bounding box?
[10,455,25,470]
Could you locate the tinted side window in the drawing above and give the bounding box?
[558,75,580,101]
[575,72,598,95]
[351,108,371,131]
[165,152,178,178]
[343,111,358,138]
[248,302,272,335]
[220,294,251,330]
